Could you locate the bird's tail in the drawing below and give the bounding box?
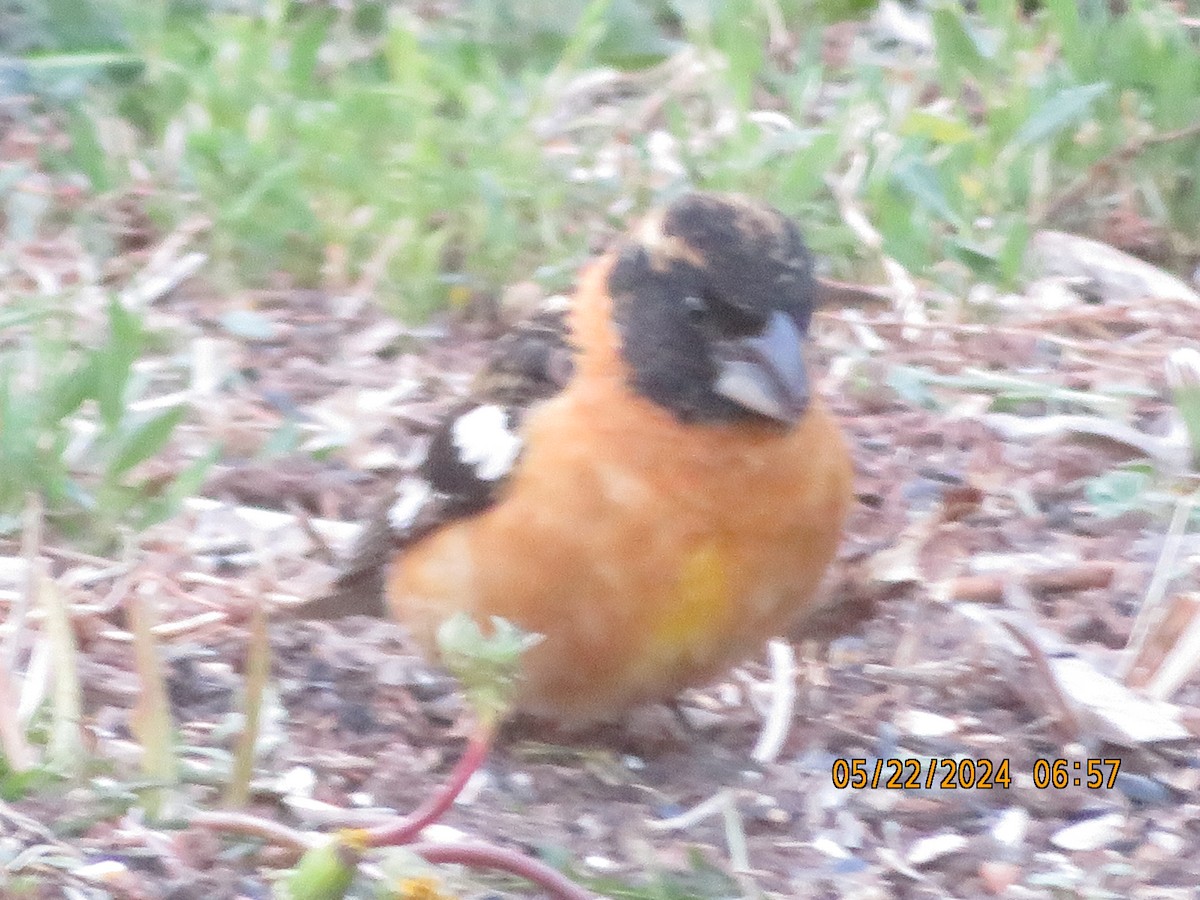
[286,565,388,619]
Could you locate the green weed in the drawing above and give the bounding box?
[14,0,1198,310]
[0,296,211,550]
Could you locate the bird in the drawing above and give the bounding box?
[295,191,854,723]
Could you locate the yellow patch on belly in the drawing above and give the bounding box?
[647,541,732,660]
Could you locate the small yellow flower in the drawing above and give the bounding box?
[396,875,457,900]
[336,827,373,853]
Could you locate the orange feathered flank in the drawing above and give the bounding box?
[309,192,854,722]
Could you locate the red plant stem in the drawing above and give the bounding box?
[409,841,595,900]
[365,721,496,847]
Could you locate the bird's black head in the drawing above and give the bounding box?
[608,192,818,425]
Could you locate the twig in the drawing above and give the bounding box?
[828,311,1183,363]
[1145,593,1200,699]
[647,789,734,832]
[175,570,305,608]
[751,639,796,764]
[225,604,271,809]
[40,560,86,776]
[755,0,787,55]
[995,616,1082,743]
[0,495,41,773]
[287,498,337,564]
[128,582,179,815]
[182,497,361,548]
[0,798,60,843]
[1118,490,1196,679]
[4,493,43,669]
[1039,119,1200,224]
[720,794,750,874]
[815,277,892,310]
[944,561,1117,604]
[97,610,230,644]
[0,653,34,771]
[191,809,319,853]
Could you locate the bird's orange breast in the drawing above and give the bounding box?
[387,379,852,721]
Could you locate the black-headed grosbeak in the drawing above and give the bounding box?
[297,192,854,723]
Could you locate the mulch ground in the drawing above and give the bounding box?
[6,237,1200,898]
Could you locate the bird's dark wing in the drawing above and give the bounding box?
[292,305,574,619]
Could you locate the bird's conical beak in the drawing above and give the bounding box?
[713,310,811,424]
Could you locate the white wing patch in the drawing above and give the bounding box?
[388,476,434,533]
[451,404,522,482]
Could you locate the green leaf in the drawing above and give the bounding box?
[259,420,301,458]
[165,447,217,505]
[45,358,93,424]
[947,237,999,275]
[932,6,989,82]
[891,156,962,227]
[219,309,279,341]
[1167,348,1200,469]
[96,298,142,430]
[902,109,975,145]
[384,17,429,87]
[0,764,55,802]
[1086,468,1152,518]
[886,366,941,410]
[65,106,111,191]
[597,0,678,68]
[1043,0,1085,68]
[22,52,142,77]
[41,0,130,52]
[795,0,879,23]
[288,9,334,93]
[133,447,218,530]
[0,305,47,330]
[996,216,1030,284]
[778,130,841,202]
[1013,82,1109,148]
[108,406,186,478]
[975,0,1022,29]
[437,614,542,722]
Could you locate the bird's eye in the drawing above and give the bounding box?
[685,290,760,336]
[683,295,708,320]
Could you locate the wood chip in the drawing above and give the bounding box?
[1049,656,1190,745]
[907,832,968,866]
[1051,812,1125,851]
[1027,230,1200,305]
